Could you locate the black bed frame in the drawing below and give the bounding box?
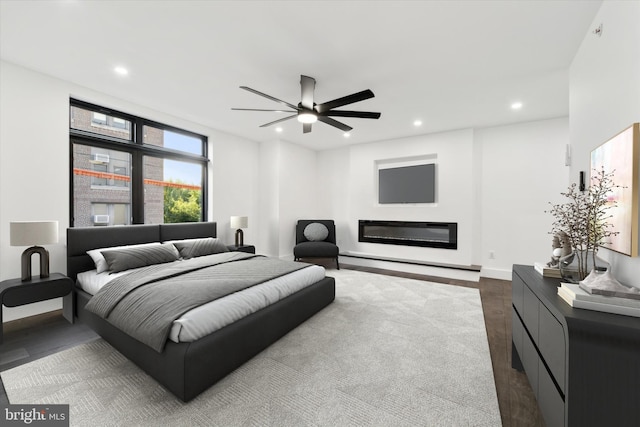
[67,222,335,402]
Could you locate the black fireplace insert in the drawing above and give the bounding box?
[358,220,457,249]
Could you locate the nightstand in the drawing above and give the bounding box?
[227,245,256,254]
[0,273,74,343]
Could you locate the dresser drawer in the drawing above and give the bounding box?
[523,284,540,344]
[512,310,524,356]
[522,331,539,394]
[512,273,524,315]
[538,303,566,393]
[538,357,565,427]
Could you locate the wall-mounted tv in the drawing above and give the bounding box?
[378,163,435,204]
[590,123,639,257]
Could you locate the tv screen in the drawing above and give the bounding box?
[378,163,435,204]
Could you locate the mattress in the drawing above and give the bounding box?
[77,258,325,343]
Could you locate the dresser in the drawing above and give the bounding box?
[512,265,640,427]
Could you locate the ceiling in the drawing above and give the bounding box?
[0,1,602,150]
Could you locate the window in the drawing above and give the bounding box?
[92,112,107,125]
[73,144,132,227]
[144,157,203,224]
[71,106,132,140]
[70,99,208,227]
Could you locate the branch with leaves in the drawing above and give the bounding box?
[546,167,621,279]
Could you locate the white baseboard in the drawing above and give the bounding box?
[339,255,481,282]
[480,267,512,281]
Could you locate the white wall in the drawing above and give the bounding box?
[257,139,319,259]
[318,119,570,280]
[0,62,71,319]
[569,1,640,287]
[347,129,477,266]
[317,147,351,246]
[476,118,570,279]
[277,141,318,258]
[0,60,261,321]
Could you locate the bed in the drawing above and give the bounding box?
[67,222,335,402]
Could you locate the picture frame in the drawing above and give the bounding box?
[590,123,639,257]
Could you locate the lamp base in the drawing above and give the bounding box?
[235,229,244,247]
[21,245,50,282]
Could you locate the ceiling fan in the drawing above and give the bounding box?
[232,75,381,134]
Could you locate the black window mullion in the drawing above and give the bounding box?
[134,117,144,144]
[131,151,144,224]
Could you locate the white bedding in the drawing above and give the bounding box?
[77,257,325,343]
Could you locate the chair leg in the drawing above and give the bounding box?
[336,257,340,270]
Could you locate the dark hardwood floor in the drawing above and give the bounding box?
[0,263,545,426]
[0,311,99,406]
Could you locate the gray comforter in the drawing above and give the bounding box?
[85,252,309,352]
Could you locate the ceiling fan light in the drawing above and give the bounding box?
[297,112,317,124]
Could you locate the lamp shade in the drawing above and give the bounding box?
[10,221,59,246]
[230,216,248,229]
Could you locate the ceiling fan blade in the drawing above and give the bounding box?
[240,86,299,111]
[259,114,297,128]
[321,110,381,119]
[303,123,312,133]
[300,75,315,110]
[316,89,375,113]
[232,108,297,113]
[317,115,353,132]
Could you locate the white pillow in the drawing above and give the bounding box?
[87,242,162,273]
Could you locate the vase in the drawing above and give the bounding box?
[558,249,610,283]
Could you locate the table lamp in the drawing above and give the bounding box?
[10,221,59,281]
[230,216,248,247]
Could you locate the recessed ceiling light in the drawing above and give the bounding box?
[343,132,350,138]
[114,66,128,76]
[275,127,283,133]
[413,120,422,127]
[511,102,523,110]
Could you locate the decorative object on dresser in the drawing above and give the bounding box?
[9,221,59,281]
[546,168,620,282]
[512,265,640,427]
[579,268,640,299]
[534,262,561,278]
[293,220,340,269]
[557,281,640,318]
[0,273,74,343]
[545,230,571,269]
[230,215,248,246]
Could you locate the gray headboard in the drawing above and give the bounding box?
[67,222,217,281]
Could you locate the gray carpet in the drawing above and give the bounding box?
[1,269,501,426]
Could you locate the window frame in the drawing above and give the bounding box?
[69,99,209,227]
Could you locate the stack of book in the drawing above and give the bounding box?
[557,282,640,318]
[534,262,562,278]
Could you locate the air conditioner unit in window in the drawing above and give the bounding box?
[93,215,110,224]
[90,153,110,163]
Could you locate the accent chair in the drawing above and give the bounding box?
[293,220,339,269]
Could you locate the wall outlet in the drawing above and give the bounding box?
[489,250,495,259]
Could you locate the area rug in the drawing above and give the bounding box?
[1,269,501,426]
